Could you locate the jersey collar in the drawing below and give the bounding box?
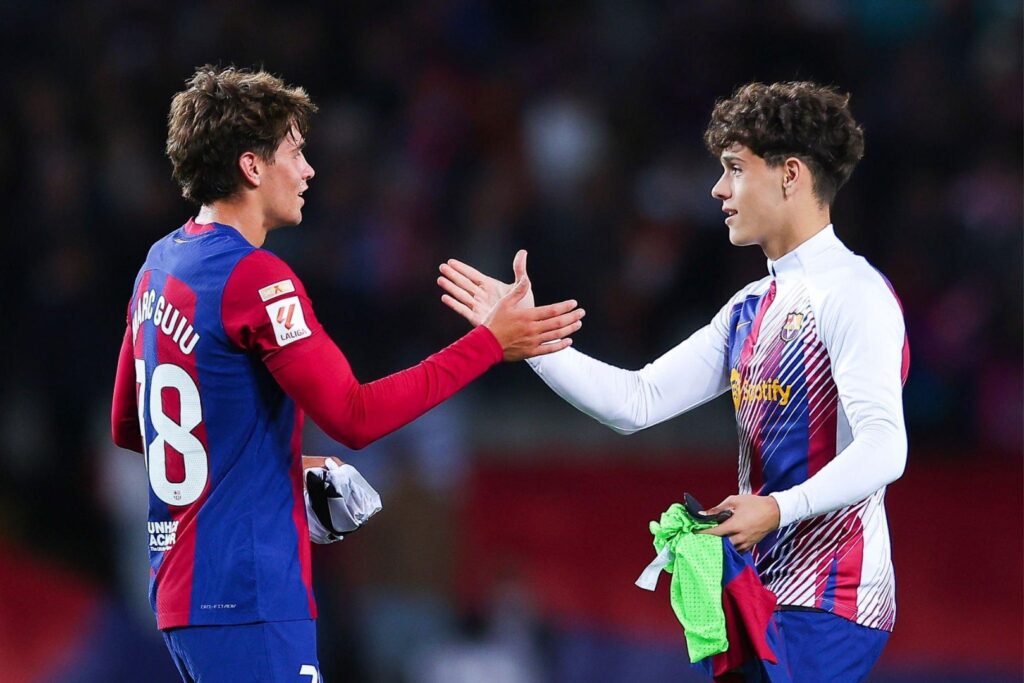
[183,217,218,235]
[766,223,840,277]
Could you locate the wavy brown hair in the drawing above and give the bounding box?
[166,65,317,205]
[704,81,865,205]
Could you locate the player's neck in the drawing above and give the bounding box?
[761,205,831,261]
[195,201,268,248]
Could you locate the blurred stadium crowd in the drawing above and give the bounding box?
[0,1,1020,682]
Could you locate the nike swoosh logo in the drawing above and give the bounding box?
[736,321,751,329]
[174,238,189,244]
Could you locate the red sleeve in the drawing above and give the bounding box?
[221,250,326,365]
[222,249,503,449]
[111,325,144,453]
[272,326,501,449]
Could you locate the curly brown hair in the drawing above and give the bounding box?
[704,81,865,205]
[166,65,318,205]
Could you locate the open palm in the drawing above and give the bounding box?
[437,249,536,326]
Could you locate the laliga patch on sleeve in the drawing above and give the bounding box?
[258,279,296,301]
[266,296,311,346]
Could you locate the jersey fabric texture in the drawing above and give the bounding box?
[111,219,502,630]
[162,619,321,683]
[528,225,909,633]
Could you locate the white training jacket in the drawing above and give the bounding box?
[527,225,909,631]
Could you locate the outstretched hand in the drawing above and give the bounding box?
[438,250,583,362]
[438,249,534,325]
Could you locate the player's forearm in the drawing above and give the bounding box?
[335,327,502,448]
[526,329,729,434]
[275,326,502,449]
[526,348,652,433]
[770,420,907,527]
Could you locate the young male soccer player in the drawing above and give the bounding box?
[110,65,584,682]
[438,82,909,681]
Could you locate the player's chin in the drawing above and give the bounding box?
[727,226,751,247]
[727,225,761,248]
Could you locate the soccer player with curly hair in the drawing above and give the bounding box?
[439,81,909,681]
[111,65,584,682]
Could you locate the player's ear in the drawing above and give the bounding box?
[781,157,802,198]
[238,151,262,188]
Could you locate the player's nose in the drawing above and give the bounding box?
[711,172,729,200]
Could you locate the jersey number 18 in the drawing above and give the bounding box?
[135,359,209,506]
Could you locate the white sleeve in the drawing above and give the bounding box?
[525,301,734,434]
[770,278,908,527]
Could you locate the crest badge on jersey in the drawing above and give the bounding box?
[266,296,311,346]
[781,312,804,342]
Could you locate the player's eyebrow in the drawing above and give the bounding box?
[720,152,744,166]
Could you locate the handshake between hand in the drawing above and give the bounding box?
[437,249,585,362]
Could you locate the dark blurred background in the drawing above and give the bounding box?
[0,1,1021,682]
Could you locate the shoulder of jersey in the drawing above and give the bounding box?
[814,249,885,287]
[806,251,900,318]
[242,249,296,286]
[235,249,312,347]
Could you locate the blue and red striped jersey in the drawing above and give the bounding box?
[725,227,910,631]
[126,219,317,629]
